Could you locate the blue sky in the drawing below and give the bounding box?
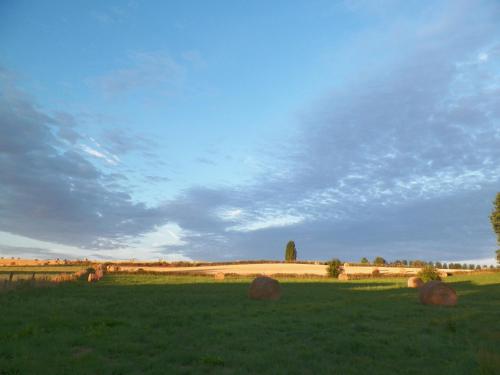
[1,0,499,263]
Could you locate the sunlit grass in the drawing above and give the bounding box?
[0,273,498,374]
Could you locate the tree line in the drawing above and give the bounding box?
[285,192,500,267]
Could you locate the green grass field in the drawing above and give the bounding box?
[0,273,499,374]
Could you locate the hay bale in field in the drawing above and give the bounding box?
[248,276,281,300]
[439,271,448,278]
[52,275,63,283]
[214,272,225,280]
[419,281,457,306]
[371,268,381,277]
[74,270,86,278]
[95,269,104,280]
[338,273,350,281]
[407,277,424,288]
[88,273,98,282]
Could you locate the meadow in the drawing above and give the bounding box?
[0,273,499,375]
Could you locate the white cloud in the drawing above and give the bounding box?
[227,213,305,232]
[80,144,120,165]
[135,223,186,248]
[217,208,243,221]
[478,52,488,62]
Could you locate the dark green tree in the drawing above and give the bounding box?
[360,257,369,264]
[490,193,500,264]
[417,265,441,282]
[327,258,342,277]
[373,256,386,266]
[284,240,297,262]
[412,260,426,267]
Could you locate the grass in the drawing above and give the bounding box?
[0,273,499,374]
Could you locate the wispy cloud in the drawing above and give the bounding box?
[92,52,185,96]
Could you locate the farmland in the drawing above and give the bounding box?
[0,271,499,374]
[0,266,87,282]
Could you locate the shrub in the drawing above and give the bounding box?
[417,265,441,282]
[327,258,342,278]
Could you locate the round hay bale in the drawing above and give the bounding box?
[419,280,457,306]
[214,272,225,280]
[407,277,424,288]
[248,276,281,300]
[52,275,62,283]
[87,273,98,283]
[338,273,350,281]
[95,269,104,280]
[343,262,350,267]
[74,270,86,278]
[439,271,448,278]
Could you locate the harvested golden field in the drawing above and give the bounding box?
[111,262,471,277]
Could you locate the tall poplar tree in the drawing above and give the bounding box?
[285,240,297,262]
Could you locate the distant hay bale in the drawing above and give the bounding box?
[52,275,63,283]
[419,281,457,306]
[88,273,98,283]
[343,263,350,267]
[74,270,86,278]
[407,277,424,288]
[214,272,225,280]
[371,268,381,277]
[95,269,104,280]
[439,272,448,278]
[248,276,281,301]
[338,273,350,281]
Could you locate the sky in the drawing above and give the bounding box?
[0,0,499,264]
